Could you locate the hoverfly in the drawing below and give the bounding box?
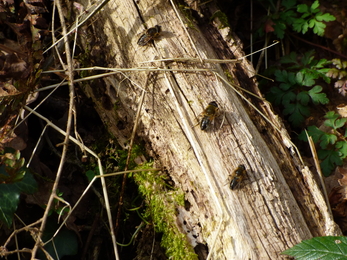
[137,25,161,46]
[230,165,246,190]
[200,101,219,131]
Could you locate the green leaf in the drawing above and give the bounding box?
[301,21,309,34]
[297,91,310,106]
[85,170,96,182]
[273,22,286,39]
[297,4,308,13]
[312,21,326,36]
[318,150,342,176]
[317,13,336,22]
[13,171,38,194]
[301,50,315,67]
[283,102,310,127]
[336,141,347,159]
[308,85,329,105]
[300,72,316,86]
[275,70,288,83]
[274,70,298,90]
[282,236,347,259]
[324,111,339,121]
[319,133,337,149]
[0,171,37,227]
[314,58,331,69]
[0,184,20,227]
[310,0,320,13]
[38,218,79,260]
[302,125,324,143]
[282,91,296,105]
[281,52,299,65]
[324,111,346,129]
[281,10,297,24]
[282,0,297,9]
[292,18,306,34]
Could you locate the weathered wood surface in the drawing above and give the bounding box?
[78,0,341,259]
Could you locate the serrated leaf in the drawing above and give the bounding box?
[281,52,299,65]
[301,50,315,66]
[317,13,336,22]
[267,87,284,105]
[334,118,347,129]
[297,4,308,13]
[301,21,309,34]
[324,111,346,129]
[281,10,297,24]
[275,70,297,85]
[318,150,342,176]
[273,22,286,39]
[283,102,310,127]
[274,70,286,82]
[282,0,297,9]
[308,19,316,29]
[312,21,326,36]
[320,133,337,149]
[297,91,310,106]
[282,236,347,259]
[310,0,319,11]
[292,18,306,33]
[282,91,296,105]
[336,141,347,159]
[308,85,329,105]
[296,71,303,84]
[314,58,331,69]
[301,72,316,86]
[304,125,324,143]
[324,111,339,120]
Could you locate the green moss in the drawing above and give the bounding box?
[178,4,197,29]
[134,163,198,260]
[210,10,230,29]
[224,69,235,84]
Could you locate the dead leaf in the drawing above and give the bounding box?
[0,82,20,97]
[337,166,347,186]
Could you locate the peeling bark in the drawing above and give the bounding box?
[77,0,341,259]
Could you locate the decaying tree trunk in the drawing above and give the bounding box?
[77,0,341,259]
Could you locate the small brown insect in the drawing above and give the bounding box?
[230,165,246,190]
[200,101,219,131]
[137,25,161,46]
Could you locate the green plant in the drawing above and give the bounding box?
[282,236,347,259]
[133,163,197,260]
[266,50,330,127]
[259,0,297,39]
[258,0,335,39]
[299,111,347,175]
[292,0,336,36]
[37,217,78,260]
[326,59,347,96]
[0,147,38,227]
[45,189,70,216]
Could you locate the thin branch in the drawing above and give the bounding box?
[31,0,78,257]
[306,131,332,216]
[169,0,203,62]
